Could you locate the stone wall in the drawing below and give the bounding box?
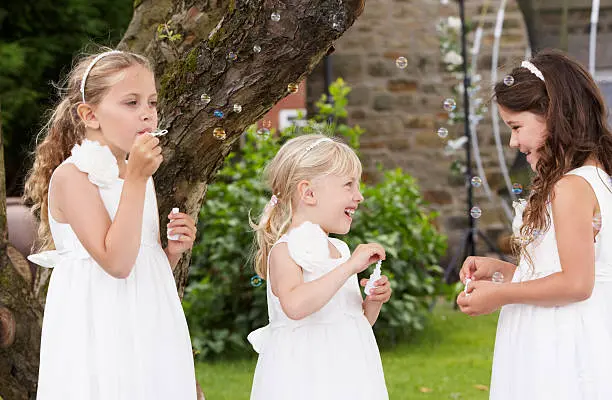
[307,0,530,262]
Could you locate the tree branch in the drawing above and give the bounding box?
[118,0,365,294]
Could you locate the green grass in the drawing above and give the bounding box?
[196,303,499,399]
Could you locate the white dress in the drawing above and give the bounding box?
[29,139,197,400]
[491,166,612,400]
[248,221,388,400]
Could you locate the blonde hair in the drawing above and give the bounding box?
[23,48,152,252]
[251,134,362,278]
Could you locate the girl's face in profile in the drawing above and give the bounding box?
[91,64,159,153]
[499,105,548,172]
[309,173,364,235]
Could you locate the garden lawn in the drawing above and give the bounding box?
[196,302,499,399]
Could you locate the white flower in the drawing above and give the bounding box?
[70,139,119,188]
[512,198,527,236]
[443,136,468,156]
[444,50,463,66]
[447,16,462,30]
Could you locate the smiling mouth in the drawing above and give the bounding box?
[344,209,355,217]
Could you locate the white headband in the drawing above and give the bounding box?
[304,137,334,153]
[521,60,545,82]
[80,50,123,103]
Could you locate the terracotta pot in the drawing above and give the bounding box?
[6,197,37,259]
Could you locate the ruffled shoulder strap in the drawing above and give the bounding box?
[68,139,120,188]
[285,221,331,272]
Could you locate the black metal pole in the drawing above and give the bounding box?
[458,0,475,256]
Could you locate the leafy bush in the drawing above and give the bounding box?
[183,79,447,359]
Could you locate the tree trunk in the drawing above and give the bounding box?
[1,106,44,400]
[1,0,364,398]
[117,0,364,295]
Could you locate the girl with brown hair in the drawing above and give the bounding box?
[25,49,198,399]
[457,49,612,399]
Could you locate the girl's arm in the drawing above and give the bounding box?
[269,243,360,320]
[52,135,161,279]
[52,164,148,278]
[363,300,383,326]
[164,248,181,270]
[498,175,597,307]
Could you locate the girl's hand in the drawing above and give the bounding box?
[460,256,497,283]
[456,280,504,316]
[126,134,163,181]
[166,212,197,256]
[360,275,392,303]
[349,243,386,274]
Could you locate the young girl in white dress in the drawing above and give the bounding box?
[248,134,391,400]
[457,49,612,399]
[25,49,198,399]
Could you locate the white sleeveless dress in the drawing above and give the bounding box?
[29,139,197,400]
[247,221,388,400]
[491,166,612,399]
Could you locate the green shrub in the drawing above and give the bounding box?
[183,79,447,359]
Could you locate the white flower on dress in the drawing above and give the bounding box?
[286,221,330,272]
[70,139,119,188]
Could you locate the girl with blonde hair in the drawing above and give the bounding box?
[248,134,391,400]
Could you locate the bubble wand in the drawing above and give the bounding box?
[364,260,382,296]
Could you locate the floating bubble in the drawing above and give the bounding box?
[443,98,457,112]
[395,56,408,69]
[227,52,238,61]
[233,104,243,113]
[271,11,280,22]
[200,93,211,105]
[503,75,515,86]
[213,110,224,118]
[250,275,263,287]
[471,176,483,188]
[437,127,449,138]
[512,183,523,195]
[593,213,602,230]
[287,83,299,93]
[257,128,270,137]
[470,206,482,219]
[492,271,504,283]
[213,127,226,140]
[253,44,261,53]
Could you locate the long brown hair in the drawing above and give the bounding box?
[23,48,151,252]
[494,49,612,259]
